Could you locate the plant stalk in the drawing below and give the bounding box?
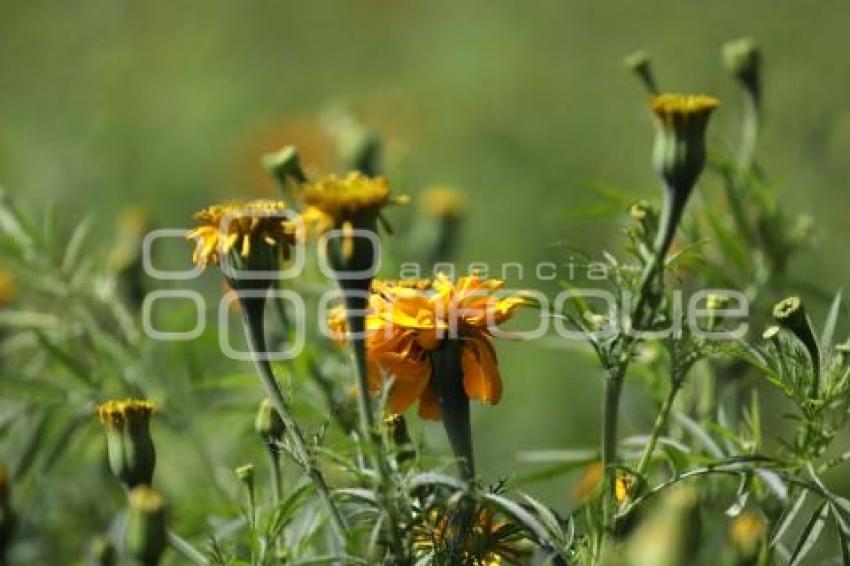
[240,296,347,544]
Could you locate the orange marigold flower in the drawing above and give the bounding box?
[186,200,297,269]
[329,273,527,420]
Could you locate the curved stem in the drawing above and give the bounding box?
[240,296,347,545]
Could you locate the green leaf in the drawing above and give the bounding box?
[789,501,828,566]
[520,493,565,546]
[62,214,94,274]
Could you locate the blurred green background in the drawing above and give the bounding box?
[3,0,850,544]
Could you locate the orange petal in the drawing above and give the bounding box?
[387,373,430,415]
[461,335,503,404]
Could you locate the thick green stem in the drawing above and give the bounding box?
[240,297,347,544]
[601,367,625,533]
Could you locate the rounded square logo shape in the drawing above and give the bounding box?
[317,228,381,281]
[142,290,206,340]
[219,290,305,361]
[217,209,305,281]
[144,229,204,280]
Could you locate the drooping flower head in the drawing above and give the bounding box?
[186,200,297,277]
[329,273,527,420]
[96,399,156,489]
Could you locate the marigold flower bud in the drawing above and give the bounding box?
[262,145,307,186]
[235,464,255,486]
[96,400,156,489]
[722,38,762,104]
[624,50,659,95]
[125,486,167,566]
[772,296,821,394]
[650,94,719,258]
[254,398,285,443]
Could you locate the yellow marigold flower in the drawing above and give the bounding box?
[412,506,526,565]
[650,93,720,127]
[300,172,390,232]
[186,200,296,270]
[96,399,155,426]
[420,186,466,219]
[0,270,15,306]
[330,273,527,420]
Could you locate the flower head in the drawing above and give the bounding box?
[300,172,399,234]
[730,509,766,561]
[187,200,297,272]
[96,399,156,488]
[329,273,526,420]
[412,505,526,565]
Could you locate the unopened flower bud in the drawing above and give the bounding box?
[729,509,766,565]
[235,464,255,488]
[420,186,466,265]
[96,400,156,489]
[650,94,719,258]
[254,398,285,443]
[262,145,307,187]
[772,296,821,394]
[624,50,659,95]
[87,535,117,566]
[722,38,762,105]
[125,486,167,566]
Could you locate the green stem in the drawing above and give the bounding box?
[266,445,285,555]
[241,297,347,545]
[342,292,405,559]
[601,366,625,534]
[635,376,684,478]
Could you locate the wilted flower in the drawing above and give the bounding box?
[412,505,526,565]
[96,400,156,489]
[329,273,526,420]
[186,200,297,279]
[125,486,167,566]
